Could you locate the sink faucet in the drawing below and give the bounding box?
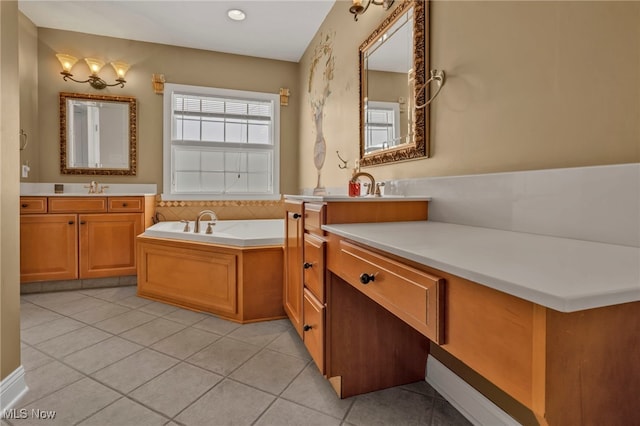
[85,181,98,194]
[351,172,376,196]
[194,210,218,233]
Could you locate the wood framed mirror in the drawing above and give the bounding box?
[359,0,428,167]
[60,92,137,175]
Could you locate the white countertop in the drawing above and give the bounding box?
[322,221,640,313]
[285,194,431,202]
[21,183,157,197]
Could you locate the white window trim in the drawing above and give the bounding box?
[162,83,281,201]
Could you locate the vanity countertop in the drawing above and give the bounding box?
[284,194,431,202]
[323,220,640,313]
[20,183,157,197]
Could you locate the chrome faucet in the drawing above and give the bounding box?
[194,210,218,233]
[85,181,98,194]
[351,172,376,196]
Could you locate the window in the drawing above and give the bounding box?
[163,83,280,200]
[364,101,400,154]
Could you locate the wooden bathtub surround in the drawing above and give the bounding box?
[325,233,640,426]
[137,236,286,323]
[20,195,154,283]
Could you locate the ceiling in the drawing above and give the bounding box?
[18,0,337,62]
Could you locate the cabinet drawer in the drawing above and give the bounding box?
[108,197,144,212]
[303,288,325,374]
[49,197,107,213]
[338,240,444,344]
[304,233,326,302]
[304,203,325,235]
[20,197,47,214]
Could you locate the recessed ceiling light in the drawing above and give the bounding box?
[227,9,246,21]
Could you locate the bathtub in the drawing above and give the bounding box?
[141,219,284,247]
[136,219,285,323]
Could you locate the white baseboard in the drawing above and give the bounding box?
[0,366,28,417]
[426,356,521,426]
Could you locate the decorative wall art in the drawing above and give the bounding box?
[307,31,335,195]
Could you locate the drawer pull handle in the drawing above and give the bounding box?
[359,273,376,284]
[21,204,28,208]
[122,203,128,207]
[303,324,312,331]
[303,262,313,269]
[80,221,86,225]
[68,221,74,225]
[293,213,301,219]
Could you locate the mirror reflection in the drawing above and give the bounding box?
[60,92,137,175]
[359,0,428,167]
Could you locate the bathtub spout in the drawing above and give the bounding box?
[195,210,218,233]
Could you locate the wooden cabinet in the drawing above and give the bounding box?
[20,196,154,283]
[283,198,429,377]
[284,200,304,336]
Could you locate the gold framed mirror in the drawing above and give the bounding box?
[359,0,428,167]
[60,92,137,175]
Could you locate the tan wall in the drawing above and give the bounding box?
[298,0,640,190]
[19,13,39,182]
[1,0,22,381]
[35,28,300,196]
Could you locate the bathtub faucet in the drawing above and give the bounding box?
[195,210,218,233]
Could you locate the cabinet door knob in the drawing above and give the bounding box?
[359,273,376,284]
[80,221,86,225]
[303,324,312,331]
[68,221,74,225]
[303,262,313,269]
[21,204,28,208]
[122,203,127,207]
[293,213,301,219]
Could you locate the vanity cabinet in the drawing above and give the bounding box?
[20,196,154,283]
[283,198,429,375]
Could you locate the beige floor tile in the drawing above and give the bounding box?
[35,326,111,358]
[119,317,186,346]
[266,327,312,361]
[21,317,85,345]
[186,337,261,376]
[163,308,208,325]
[254,398,341,426]
[115,295,153,309]
[20,304,63,330]
[38,296,112,316]
[281,364,353,419]
[19,360,84,406]
[138,301,179,316]
[129,363,222,417]
[20,346,55,372]
[226,319,291,347]
[92,349,178,394]
[150,327,220,359]
[62,336,143,374]
[191,315,241,335]
[15,378,120,426]
[230,349,308,394]
[69,302,131,324]
[93,310,156,334]
[83,286,137,302]
[345,387,434,426]
[22,291,87,306]
[175,379,274,426]
[78,397,169,426]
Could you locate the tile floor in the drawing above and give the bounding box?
[8,287,472,426]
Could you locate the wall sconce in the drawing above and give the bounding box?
[349,0,394,21]
[151,73,166,94]
[56,53,129,90]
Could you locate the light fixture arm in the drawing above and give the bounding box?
[350,0,394,21]
[61,71,126,90]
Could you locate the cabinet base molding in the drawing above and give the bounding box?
[0,366,29,414]
[426,356,519,426]
[20,276,136,294]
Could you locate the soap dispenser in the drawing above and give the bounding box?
[349,162,361,197]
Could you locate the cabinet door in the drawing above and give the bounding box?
[303,288,325,374]
[20,214,78,282]
[79,213,142,278]
[284,201,304,336]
